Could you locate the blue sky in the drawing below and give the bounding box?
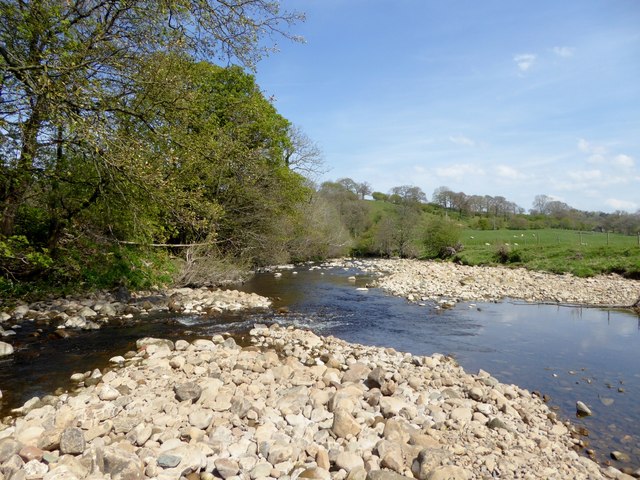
[256,1,640,213]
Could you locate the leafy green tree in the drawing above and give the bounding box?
[0,0,303,240]
[422,218,462,259]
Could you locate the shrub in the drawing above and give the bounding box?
[422,219,463,259]
[494,244,523,264]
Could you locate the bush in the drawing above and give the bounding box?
[422,219,463,259]
[494,244,523,264]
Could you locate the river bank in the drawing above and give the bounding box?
[0,287,271,357]
[1,325,628,480]
[342,258,640,308]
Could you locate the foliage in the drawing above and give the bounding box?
[0,235,53,282]
[422,219,463,259]
[494,244,523,264]
[0,1,344,299]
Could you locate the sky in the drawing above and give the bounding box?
[255,1,640,213]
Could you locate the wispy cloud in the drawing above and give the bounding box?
[552,46,575,58]
[614,154,635,168]
[578,139,636,169]
[569,169,602,182]
[448,135,476,147]
[514,53,536,72]
[605,198,638,211]
[495,165,527,180]
[435,163,485,179]
[578,138,606,155]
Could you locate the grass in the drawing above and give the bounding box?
[455,229,640,278]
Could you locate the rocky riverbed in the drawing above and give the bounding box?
[2,325,633,480]
[342,258,640,308]
[0,287,271,357]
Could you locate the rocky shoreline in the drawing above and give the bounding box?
[2,325,632,480]
[0,287,271,357]
[346,259,640,308]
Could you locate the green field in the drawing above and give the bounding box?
[455,229,640,278]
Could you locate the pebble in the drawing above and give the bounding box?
[0,324,611,480]
[357,258,640,307]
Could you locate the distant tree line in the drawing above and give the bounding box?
[314,177,640,261]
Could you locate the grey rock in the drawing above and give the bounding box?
[367,367,387,388]
[367,471,413,480]
[412,449,451,480]
[576,401,592,416]
[0,438,23,463]
[157,454,181,468]
[2,453,25,478]
[59,428,85,455]
[174,382,202,402]
[487,417,510,431]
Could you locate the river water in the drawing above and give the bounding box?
[1,263,639,471]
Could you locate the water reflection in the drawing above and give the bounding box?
[242,266,640,469]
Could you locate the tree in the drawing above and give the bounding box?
[432,186,453,209]
[336,178,359,195]
[0,0,303,239]
[372,191,389,202]
[422,218,462,259]
[283,125,324,176]
[531,195,552,215]
[389,185,427,205]
[319,181,370,237]
[355,182,373,200]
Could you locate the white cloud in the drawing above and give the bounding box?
[449,135,476,147]
[578,138,607,156]
[435,163,485,179]
[614,154,635,168]
[514,53,536,72]
[605,198,638,212]
[578,140,636,169]
[569,169,602,181]
[552,46,575,58]
[496,165,526,180]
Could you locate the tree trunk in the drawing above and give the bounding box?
[1,104,43,236]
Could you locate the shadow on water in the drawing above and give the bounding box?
[1,263,639,471]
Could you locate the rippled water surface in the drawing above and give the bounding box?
[1,263,639,471]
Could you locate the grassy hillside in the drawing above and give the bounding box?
[455,229,640,278]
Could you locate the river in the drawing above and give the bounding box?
[1,262,639,472]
